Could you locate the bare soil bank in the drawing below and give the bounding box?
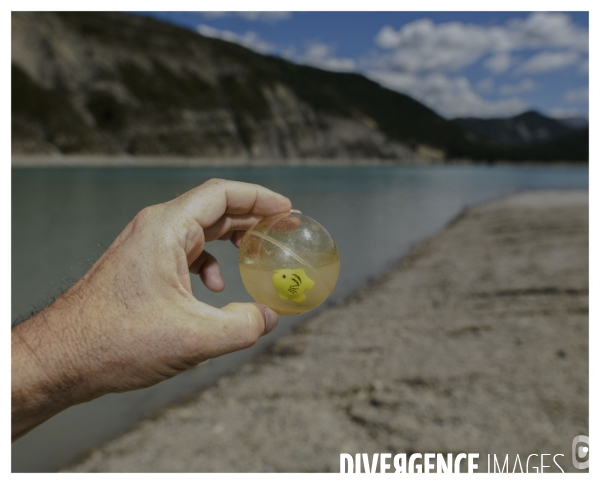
[11,155,419,168]
[66,191,588,472]
[11,154,585,168]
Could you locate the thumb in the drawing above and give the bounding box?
[218,302,279,351]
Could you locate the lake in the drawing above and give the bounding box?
[11,165,588,472]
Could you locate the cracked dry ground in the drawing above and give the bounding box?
[68,191,588,472]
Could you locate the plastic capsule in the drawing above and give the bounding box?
[238,212,340,315]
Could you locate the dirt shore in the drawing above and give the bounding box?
[11,154,421,168]
[67,191,589,473]
[12,154,585,168]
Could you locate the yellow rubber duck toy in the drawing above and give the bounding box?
[272,268,315,302]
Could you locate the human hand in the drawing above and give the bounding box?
[11,179,291,439]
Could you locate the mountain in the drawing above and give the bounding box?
[516,128,589,162]
[558,117,589,130]
[11,12,587,163]
[10,11,469,160]
[452,111,575,147]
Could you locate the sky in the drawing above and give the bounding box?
[138,11,589,120]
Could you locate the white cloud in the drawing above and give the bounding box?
[476,77,494,94]
[201,12,291,23]
[517,51,579,74]
[374,25,402,49]
[373,19,502,73]
[372,12,587,75]
[550,107,588,119]
[498,79,536,95]
[505,12,588,51]
[579,59,589,74]
[367,70,528,118]
[294,43,357,72]
[485,53,512,74]
[197,24,276,54]
[564,86,589,104]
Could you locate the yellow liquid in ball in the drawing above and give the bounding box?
[240,259,340,315]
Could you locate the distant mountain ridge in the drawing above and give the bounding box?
[559,117,589,130]
[453,111,579,147]
[516,127,589,162]
[11,12,588,162]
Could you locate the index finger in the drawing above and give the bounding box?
[169,179,292,228]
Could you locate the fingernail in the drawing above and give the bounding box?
[264,307,278,334]
[290,209,302,213]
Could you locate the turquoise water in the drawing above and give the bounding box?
[11,165,588,471]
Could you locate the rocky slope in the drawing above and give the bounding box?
[10,12,423,160]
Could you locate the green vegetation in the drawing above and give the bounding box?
[218,75,270,118]
[86,91,127,131]
[118,61,219,111]
[12,64,96,153]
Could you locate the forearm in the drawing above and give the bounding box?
[11,293,96,440]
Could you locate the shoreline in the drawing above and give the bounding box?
[66,190,588,472]
[12,154,430,168]
[12,154,587,168]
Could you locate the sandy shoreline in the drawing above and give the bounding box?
[66,190,588,472]
[11,154,587,168]
[11,154,426,168]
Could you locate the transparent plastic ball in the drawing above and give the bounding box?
[238,212,340,315]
